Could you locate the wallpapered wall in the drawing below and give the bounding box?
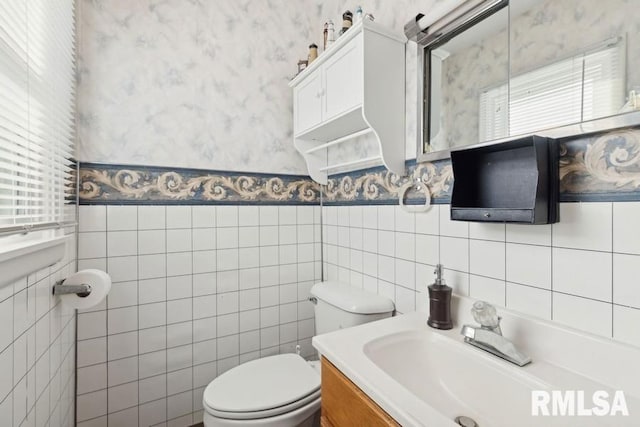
[76,0,640,175]
[75,0,438,173]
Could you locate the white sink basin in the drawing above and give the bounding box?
[364,330,543,426]
[313,297,640,427]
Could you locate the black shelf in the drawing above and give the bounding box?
[450,135,559,224]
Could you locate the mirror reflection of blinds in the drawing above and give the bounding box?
[479,85,508,141]
[479,37,625,140]
[0,0,76,233]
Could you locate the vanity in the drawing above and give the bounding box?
[313,295,640,426]
[320,357,399,427]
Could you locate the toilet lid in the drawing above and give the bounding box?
[203,354,320,416]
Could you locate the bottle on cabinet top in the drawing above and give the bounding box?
[354,5,363,23]
[339,10,353,36]
[323,22,329,51]
[308,43,318,63]
[326,20,336,49]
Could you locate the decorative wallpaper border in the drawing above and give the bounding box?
[323,159,452,205]
[79,127,640,206]
[558,128,640,201]
[323,126,640,205]
[78,163,321,205]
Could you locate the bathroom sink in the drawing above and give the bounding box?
[364,330,551,426]
[364,330,539,426]
[313,298,640,427]
[363,328,640,426]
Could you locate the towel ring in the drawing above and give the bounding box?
[398,178,432,213]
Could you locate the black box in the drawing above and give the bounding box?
[450,135,558,224]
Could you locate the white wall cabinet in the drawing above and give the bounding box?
[294,71,323,133]
[289,20,406,184]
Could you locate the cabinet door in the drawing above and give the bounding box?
[294,71,323,135]
[323,35,363,121]
[321,357,399,426]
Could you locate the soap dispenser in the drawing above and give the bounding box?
[427,264,453,330]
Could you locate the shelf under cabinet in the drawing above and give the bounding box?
[318,155,382,172]
[304,128,374,155]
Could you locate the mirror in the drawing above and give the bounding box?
[426,2,509,159]
[409,0,640,162]
[507,0,637,136]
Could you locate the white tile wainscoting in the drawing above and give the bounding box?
[76,205,321,426]
[322,202,640,347]
[0,234,76,427]
[74,200,640,426]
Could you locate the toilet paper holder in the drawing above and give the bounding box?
[52,280,92,297]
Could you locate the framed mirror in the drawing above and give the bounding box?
[407,0,509,162]
[407,0,640,162]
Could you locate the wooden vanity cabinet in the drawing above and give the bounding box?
[320,357,400,427]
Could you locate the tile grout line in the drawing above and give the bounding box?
[236,207,240,370]
[611,202,614,338]
[164,206,169,425]
[105,207,110,424]
[191,206,196,418]
[136,206,141,426]
[257,208,262,362]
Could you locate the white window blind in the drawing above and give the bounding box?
[0,0,76,235]
[479,37,625,140]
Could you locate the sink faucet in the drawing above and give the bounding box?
[460,301,531,367]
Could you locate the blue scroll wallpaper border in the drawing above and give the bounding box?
[78,127,640,205]
[78,163,321,205]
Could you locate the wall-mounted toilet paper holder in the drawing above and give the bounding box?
[52,280,92,297]
[52,269,111,309]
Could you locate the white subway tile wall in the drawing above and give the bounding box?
[322,202,640,347]
[76,205,321,426]
[0,232,76,427]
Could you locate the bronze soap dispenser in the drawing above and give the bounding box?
[427,264,453,330]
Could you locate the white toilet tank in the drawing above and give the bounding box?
[310,281,395,335]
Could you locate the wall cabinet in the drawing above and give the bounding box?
[294,36,362,134]
[320,357,399,426]
[289,20,406,184]
[294,72,323,133]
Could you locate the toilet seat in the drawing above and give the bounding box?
[204,388,321,420]
[203,354,320,421]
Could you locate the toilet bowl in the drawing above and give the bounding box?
[202,281,394,427]
[203,354,321,427]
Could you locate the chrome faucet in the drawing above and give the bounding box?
[460,301,531,367]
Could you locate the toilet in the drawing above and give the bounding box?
[202,280,395,426]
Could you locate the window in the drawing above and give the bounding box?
[0,0,76,236]
[479,37,625,140]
